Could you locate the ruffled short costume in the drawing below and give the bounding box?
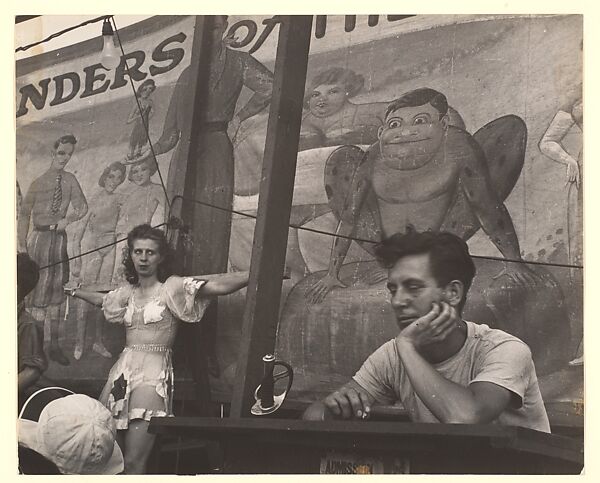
[99,276,210,429]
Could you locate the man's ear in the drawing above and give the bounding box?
[440,114,449,130]
[377,125,384,140]
[443,280,464,307]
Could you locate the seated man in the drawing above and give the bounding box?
[303,230,550,433]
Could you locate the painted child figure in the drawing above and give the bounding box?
[71,161,127,360]
[118,157,165,234]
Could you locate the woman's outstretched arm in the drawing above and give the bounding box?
[64,286,106,306]
[196,271,251,296]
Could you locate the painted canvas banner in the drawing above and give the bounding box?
[16,15,583,427]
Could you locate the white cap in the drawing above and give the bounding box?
[18,394,124,474]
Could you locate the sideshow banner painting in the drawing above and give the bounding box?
[16,15,583,424]
[16,16,194,385]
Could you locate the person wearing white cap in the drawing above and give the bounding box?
[18,393,124,474]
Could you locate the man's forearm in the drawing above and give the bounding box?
[394,338,483,423]
[302,401,333,421]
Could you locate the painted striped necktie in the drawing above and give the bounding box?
[50,173,62,215]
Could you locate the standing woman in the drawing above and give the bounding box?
[64,224,251,473]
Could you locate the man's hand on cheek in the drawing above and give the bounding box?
[396,302,458,350]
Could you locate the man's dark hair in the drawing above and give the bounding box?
[374,229,476,312]
[17,253,40,304]
[122,224,173,284]
[53,134,77,150]
[385,87,448,120]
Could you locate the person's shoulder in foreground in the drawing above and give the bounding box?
[303,228,550,433]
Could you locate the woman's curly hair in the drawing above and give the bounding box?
[121,224,173,284]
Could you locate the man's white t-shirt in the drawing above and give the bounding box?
[353,321,551,433]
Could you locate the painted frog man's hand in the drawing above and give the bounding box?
[493,262,555,289]
[305,273,347,304]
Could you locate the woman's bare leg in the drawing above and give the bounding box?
[123,419,156,474]
[123,384,165,474]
